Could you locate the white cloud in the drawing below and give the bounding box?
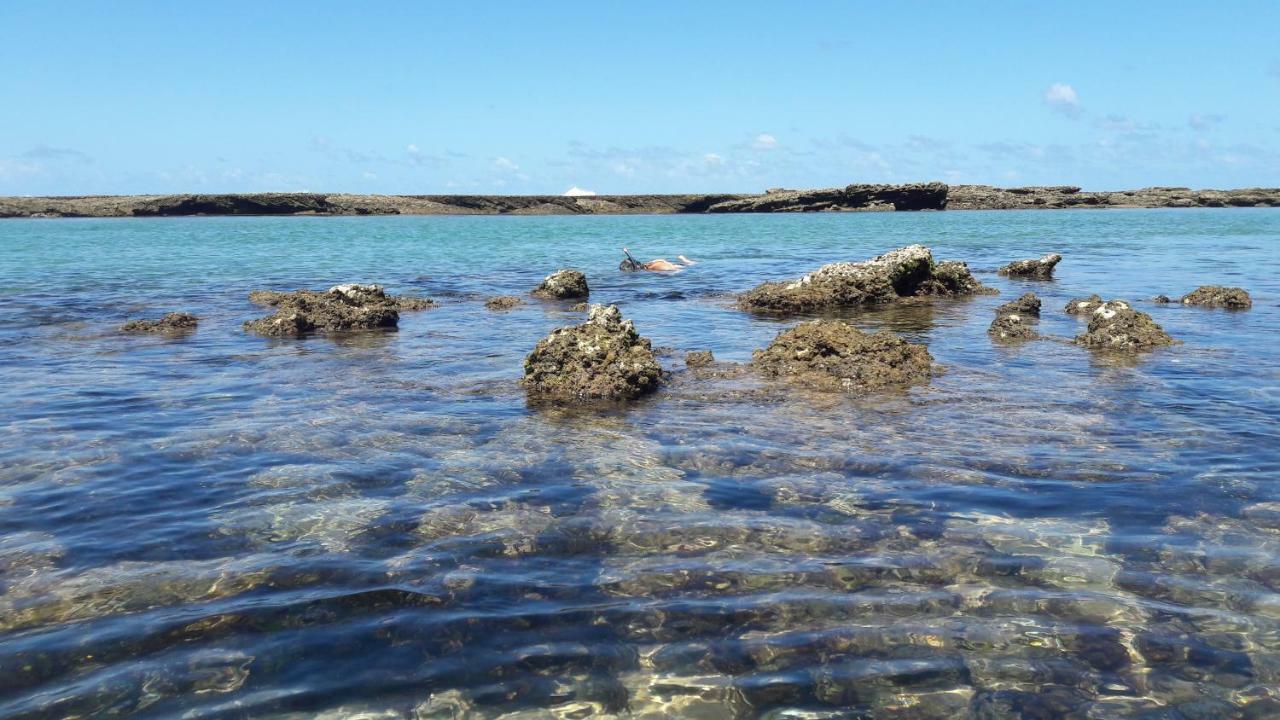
[753,133,779,150]
[407,144,420,154]
[1188,113,1225,131]
[1045,83,1081,117]
[703,153,725,165]
[494,156,519,171]
[563,186,596,196]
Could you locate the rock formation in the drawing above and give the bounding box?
[996,292,1042,316]
[998,253,1063,279]
[244,284,432,337]
[120,312,199,334]
[1180,285,1252,309]
[531,269,589,300]
[1073,301,1175,351]
[989,292,1042,341]
[947,185,1280,210]
[484,296,524,311]
[684,350,715,368]
[1064,295,1105,315]
[752,320,933,391]
[522,305,662,401]
[705,182,948,213]
[737,245,992,314]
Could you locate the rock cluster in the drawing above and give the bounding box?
[684,350,715,368]
[947,185,1280,210]
[244,284,433,337]
[1180,285,1252,309]
[988,292,1042,341]
[738,245,991,314]
[530,269,589,300]
[1073,300,1175,351]
[120,312,199,334]
[484,296,523,311]
[998,253,1063,279]
[706,182,948,213]
[522,304,662,401]
[1064,294,1105,315]
[752,319,934,391]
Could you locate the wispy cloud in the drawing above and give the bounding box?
[1045,83,1082,118]
[1188,113,1225,131]
[20,145,92,163]
[753,133,779,150]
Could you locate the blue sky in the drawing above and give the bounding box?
[1,1,1278,195]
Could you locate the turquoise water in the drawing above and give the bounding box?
[1,210,1278,718]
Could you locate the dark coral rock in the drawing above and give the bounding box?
[998,253,1063,278]
[120,312,199,334]
[484,295,524,311]
[996,292,1042,317]
[244,284,430,337]
[522,304,662,402]
[988,313,1038,341]
[531,269,589,300]
[684,350,715,368]
[1064,294,1104,315]
[1074,301,1175,351]
[1180,285,1252,309]
[752,319,933,391]
[1153,294,1172,304]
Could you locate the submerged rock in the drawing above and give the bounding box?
[988,313,1038,341]
[484,295,524,311]
[998,253,1063,278]
[244,284,432,337]
[531,269,589,300]
[752,319,933,391]
[522,304,662,401]
[684,350,715,368]
[1180,285,1253,309]
[120,311,198,334]
[1064,294,1104,315]
[1074,301,1175,351]
[1153,294,1173,304]
[996,292,1042,317]
[737,244,991,314]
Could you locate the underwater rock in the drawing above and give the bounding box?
[570,302,589,312]
[737,244,992,314]
[998,252,1063,278]
[522,304,662,401]
[988,313,1038,341]
[484,295,524,311]
[751,319,933,391]
[996,292,1042,317]
[1153,294,1173,304]
[244,284,431,336]
[684,350,715,368]
[1180,285,1253,309]
[531,268,589,300]
[119,311,198,334]
[1073,301,1175,351]
[1064,294,1105,315]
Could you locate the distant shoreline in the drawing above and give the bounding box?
[3,183,1278,218]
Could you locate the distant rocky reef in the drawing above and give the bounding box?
[2,183,1278,218]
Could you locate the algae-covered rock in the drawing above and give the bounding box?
[998,253,1063,278]
[531,269,589,300]
[684,350,715,368]
[522,304,662,401]
[752,319,933,391]
[244,284,432,337]
[1074,301,1175,351]
[738,245,991,314]
[1153,294,1173,304]
[484,295,523,311]
[996,292,1042,317]
[1064,294,1104,315]
[988,313,1038,341]
[1180,285,1252,309]
[120,311,199,334]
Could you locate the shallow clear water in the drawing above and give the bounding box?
[1,210,1278,719]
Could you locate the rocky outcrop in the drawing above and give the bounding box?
[948,185,1280,210]
[120,312,198,334]
[484,296,524,311]
[988,313,1038,341]
[996,292,1042,316]
[522,305,662,402]
[1180,285,1252,309]
[684,350,715,368]
[531,269,589,300]
[706,182,948,213]
[1073,301,1175,351]
[998,253,1063,279]
[1064,295,1105,315]
[737,245,992,314]
[752,320,933,392]
[244,284,433,337]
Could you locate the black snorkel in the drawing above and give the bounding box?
[619,248,643,272]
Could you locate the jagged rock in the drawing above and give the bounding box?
[484,295,523,311]
[244,284,432,337]
[706,182,948,213]
[684,350,715,368]
[998,253,1063,278]
[120,312,198,334]
[1153,294,1173,303]
[522,304,662,401]
[1180,285,1252,309]
[737,245,991,314]
[752,319,933,391]
[570,302,589,312]
[1064,294,1104,315]
[531,269,589,300]
[996,292,1042,317]
[988,313,1038,341]
[1074,301,1175,351]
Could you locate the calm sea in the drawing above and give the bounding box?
[1,210,1278,718]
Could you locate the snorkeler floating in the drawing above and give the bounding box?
[620,247,698,272]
